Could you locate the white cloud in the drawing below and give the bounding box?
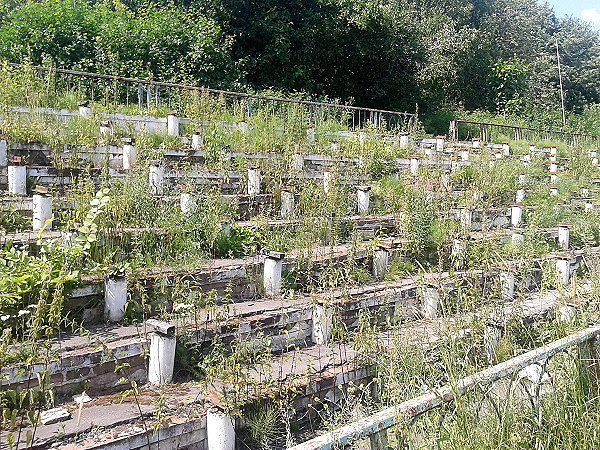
[581,8,600,28]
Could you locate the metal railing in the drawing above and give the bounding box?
[449,119,600,146]
[289,325,600,450]
[3,63,416,131]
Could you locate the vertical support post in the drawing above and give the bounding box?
[149,164,165,195]
[449,120,458,141]
[148,329,176,384]
[167,111,180,136]
[516,188,526,203]
[435,136,444,153]
[192,129,203,150]
[399,133,409,148]
[78,101,92,118]
[8,165,27,195]
[312,303,333,345]
[409,156,420,175]
[511,204,524,228]
[281,187,294,219]
[263,251,284,297]
[550,186,559,197]
[502,141,510,156]
[459,149,469,161]
[357,186,371,214]
[555,257,574,286]
[207,407,235,450]
[373,246,390,281]
[248,167,261,195]
[472,138,480,149]
[32,192,52,231]
[122,138,136,170]
[422,286,440,319]
[557,223,571,250]
[104,275,127,322]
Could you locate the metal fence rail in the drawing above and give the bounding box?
[449,119,600,146]
[3,63,416,131]
[288,325,600,450]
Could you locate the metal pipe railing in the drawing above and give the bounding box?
[289,325,600,450]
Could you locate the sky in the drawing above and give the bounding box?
[547,0,600,29]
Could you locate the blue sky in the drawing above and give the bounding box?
[547,0,600,28]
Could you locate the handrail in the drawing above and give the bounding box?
[288,325,600,450]
[449,119,600,144]
[4,62,416,119]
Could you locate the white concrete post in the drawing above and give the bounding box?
[459,149,469,161]
[549,162,558,172]
[281,188,294,219]
[0,140,7,167]
[373,247,390,281]
[550,173,558,184]
[555,258,571,286]
[472,138,480,149]
[516,188,526,203]
[149,164,165,195]
[422,286,439,319]
[263,251,284,297]
[435,136,444,153]
[499,271,515,300]
[399,133,409,148]
[167,111,180,136]
[357,186,371,214]
[549,154,557,162]
[323,170,333,195]
[518,173,526,184]
[32,194,52,231]
[247,167,261,195]
[557,223,570,250]
[191,129,204,150]
[306,127,316,143]
[550,146,557,156]
[550,186,559,197]
[502,142,510,156]
[522,154,531,165]
[180,192,196,214]
[99,121,112,136]
[104,276,127,322]
[312,303,333,345]
[122,138,136,170]
[409,156,420,175]
[207,408,235,450]
[148,332,176,384]
[8,165,27,195]
[78,101,92,118]
[511,204,523,227]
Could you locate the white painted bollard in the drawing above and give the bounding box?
[557,223,570,250]
[263,251,284,297]
[8,165,26,195]
[247,167,261,195]
[32,193,52,230]
[0,140,7,166]
[459,207,472,229]
[149,164,165,195]
[459,149,469,161]
[515,188,526,203]
[435,136,444,153]
[499,271,515,300]
[191,129,204,150]
[549,162,558,172]
[167,111,180,136]
[550,146,557,157]
[511,204,523,227]
[422,286,439,319]
[148,330,176,384]
[180,192,196,214]
[306,127,316,143]
[399,133,409,148]
[312,303,333,345]
[409,156,420,175]
[122,138,136,170]
[207,408,235,450]
[502,141,510,156]
[323,170,333,195]
[518,173,526,184]
[512,232,524,245]
[357,186,371,214]
[104,276,127,322]
[78,101,92,118]
[550,173,558,184]
[281,188,294,218]
[472,138,480,149]
[99,121,112,136]
[555,258,572,285]
[373,247,390,281]
[550,186,559,197]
